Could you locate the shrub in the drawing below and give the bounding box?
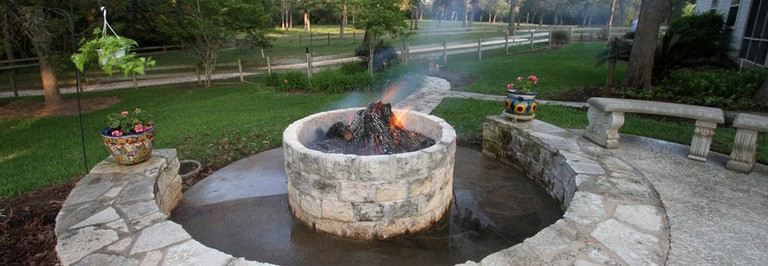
[339,62,367,74]
[597,11,729,84]
[310,69,374,93]
[667,10,724,37]
[268,71,310,92]
[356,40,400,71]
[551,30,570,45]
[656,68,766,108]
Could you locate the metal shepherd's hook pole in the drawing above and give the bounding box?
[73,3,89,173]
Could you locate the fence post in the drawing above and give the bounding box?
[132,73,138,89]
[327,33,331,45]
[505,34,509,55]
[580,31,584,42]
[266,56,272,75]
[196,64,201,85]
[403,42,409,63]
[530,31,535,50]
[306,48,312,78]
[10,71,18,97]
[548,31,553,47]
[238,58,244,83]
[353,31,356,43]
[570,27,574,41]
[477,39,482,61]
[442,41,448,65]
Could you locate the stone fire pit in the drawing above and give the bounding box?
[283,108,456,239]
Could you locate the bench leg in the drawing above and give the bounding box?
[726,129,759,173]
[584,108,624,149]
[688,121,716,162]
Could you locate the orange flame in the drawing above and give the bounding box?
[381,81,401,103]
[390,108,410,132]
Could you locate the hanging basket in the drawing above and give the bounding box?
[97,47,127,67]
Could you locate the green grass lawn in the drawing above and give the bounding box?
[432,98,768,164]
[444,42,625,98]
[0,80,383,197]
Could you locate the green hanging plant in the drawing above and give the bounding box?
[71,28,156,76]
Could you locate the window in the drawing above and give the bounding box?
[740,0,768,65]
[726,0,741,26]
[711,0,720,12]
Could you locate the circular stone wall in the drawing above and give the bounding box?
[282,108,456,239]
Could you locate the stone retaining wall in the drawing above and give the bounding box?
[467,116,670,265]
[54,150,267,265]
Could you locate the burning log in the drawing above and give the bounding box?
[326,122,352,141]
[312,101,435,155]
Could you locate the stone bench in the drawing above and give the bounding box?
[727,113,768,173]
[584,97,724,162]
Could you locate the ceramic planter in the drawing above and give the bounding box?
[101,125,155,165]
[503,91,538,121]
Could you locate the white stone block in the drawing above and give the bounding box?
[591,219,663,266]
[321,199,354,221]
[130,221,191,255]
[163,240,232,266]
[564,192,606,225]
[375,181,409,202]
[70,207,120,229]
[57,227,119,265]
[614,204,663,233]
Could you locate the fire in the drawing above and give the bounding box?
[390,108,411,132]
[381,81,401,103]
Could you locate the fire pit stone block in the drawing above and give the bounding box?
[284,108,456,240]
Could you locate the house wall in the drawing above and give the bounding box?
[696,0,759,65]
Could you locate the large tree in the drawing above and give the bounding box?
[355,0,408,73]
[160,0,274,87]
[621,0,665,89]
[507,0,517,35]
[9,1,71,106]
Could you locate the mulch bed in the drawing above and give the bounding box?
[0,97,122,119]
[0,180,77,265]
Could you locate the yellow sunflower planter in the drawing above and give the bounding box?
[502,76,538,121]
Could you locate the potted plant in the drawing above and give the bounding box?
[71,29,156,76]
[101,108,156,165]
[503,75,539,121]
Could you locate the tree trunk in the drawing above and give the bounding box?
[621,0,665,89]
[2,16,18,97]
[436,6,444,29]
[469,0,474,28]
[368,35,374,74]
[341,1,347,36]
[303,10,311,32]
[618,0,626,27]
[507,0,517,35]
[752,76,768,102]
[415,6,420,29]
[36,51,63,106]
